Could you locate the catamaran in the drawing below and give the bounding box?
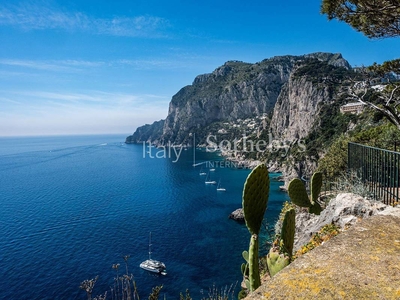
[140,232,167,275]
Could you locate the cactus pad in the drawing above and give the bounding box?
[244,279,250,291]
[242,251,249,263]
[288,172,324,215]
[281,208,295,257]
[287,178,311,208]
[311,172,323,203]
[242,164,270,235]
[266,248,290,277]
[309,201,322,215]
[241,263,247,276]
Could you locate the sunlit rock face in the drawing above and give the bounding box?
[127,52,350,147]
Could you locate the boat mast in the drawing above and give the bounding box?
[148,232,152,260]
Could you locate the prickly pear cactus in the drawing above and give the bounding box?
[266,247,290,277]
[310,172,323,203]
[287,172,323,215]
[287,178,311,207]
[280,208,295,257]
[241,251,249,276]
[242,164,270,235]
[244,279,250,291]
[242,164,270,292]
[241,263,247,276]
[309,201,322,215]
[242,250,249,263]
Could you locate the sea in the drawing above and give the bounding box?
[0,134,288,300]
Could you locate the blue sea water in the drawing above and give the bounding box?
[0,135,288,299]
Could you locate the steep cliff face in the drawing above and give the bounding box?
[126,52,351,148]
[270,76,333,141]
[160,57,296,145]
[266,56,353,186]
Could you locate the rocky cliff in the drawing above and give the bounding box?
[125,52,357,185]
[126,52,351,149]
[267,57,353,185]
[270,76,332,141]
[159,57,293,145]
[125,119,164,144]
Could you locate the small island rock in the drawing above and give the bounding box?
[229,208,245,222]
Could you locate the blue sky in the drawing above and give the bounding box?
[1,0,400,136]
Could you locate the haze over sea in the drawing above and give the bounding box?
[0,134,288,299]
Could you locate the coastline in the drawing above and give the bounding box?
[3,136,281,299]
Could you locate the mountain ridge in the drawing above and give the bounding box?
[126,52,351,147]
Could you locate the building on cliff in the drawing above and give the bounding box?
[340,102,364,114]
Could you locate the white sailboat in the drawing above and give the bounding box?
[140,232,167,275]
[216,179,226,192]
[199,167,207,176]
[205,172,217,185]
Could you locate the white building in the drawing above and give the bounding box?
[340,102,364,114]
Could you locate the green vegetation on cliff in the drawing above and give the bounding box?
[126,52,352,148]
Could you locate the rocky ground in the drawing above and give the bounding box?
[245,193,400,299]
[275,193,398,251]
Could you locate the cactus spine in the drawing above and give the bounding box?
[287,172,323,215]
[267,207,295,277]
[242,164,270,292]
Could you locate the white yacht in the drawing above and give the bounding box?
[140,232,167,275]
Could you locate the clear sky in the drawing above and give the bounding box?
[1,0,400,137]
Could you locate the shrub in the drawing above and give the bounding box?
[330,171,374,200]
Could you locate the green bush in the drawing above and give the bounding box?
[316,134,350,181]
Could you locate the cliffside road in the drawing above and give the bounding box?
[246,215,400,299]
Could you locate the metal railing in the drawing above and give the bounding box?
[348,142,400,205]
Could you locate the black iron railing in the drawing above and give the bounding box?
[348,142,400,205]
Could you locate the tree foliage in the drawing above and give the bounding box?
[347,60,400,131]
[320,0,400,126]
[369,59,400,77]
[294,58,352,84]
[317,123,400,181]
[317,134,350,181]
[321,0,400,38]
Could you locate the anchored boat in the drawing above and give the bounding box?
[216,179,226,192]
[140,232,167,275]
[205,172,217,185]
